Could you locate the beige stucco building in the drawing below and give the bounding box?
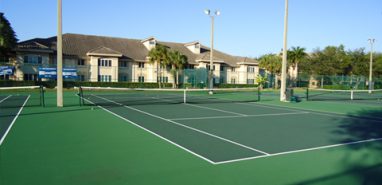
[8,33,260,85]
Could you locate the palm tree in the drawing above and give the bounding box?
[288,46,307,78]
[168,50,188,88]
[256,75,268,90]
[259,54,282,89]
[148,44,169,88]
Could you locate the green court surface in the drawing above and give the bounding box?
[1,89,382,185]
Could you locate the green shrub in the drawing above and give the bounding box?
[216,83,258,88]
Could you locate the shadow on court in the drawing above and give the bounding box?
[288,109,382,185]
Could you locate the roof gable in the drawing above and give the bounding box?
[87,46,123,57]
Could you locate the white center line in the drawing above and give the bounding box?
[185,103,247,116]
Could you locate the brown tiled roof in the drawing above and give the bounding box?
[17,33,258,66]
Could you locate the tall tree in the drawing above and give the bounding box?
[259,54,282,88]
[0,13,18,62]
[148,44,169,88]
[288,46,307,76]
[168,50,188,88]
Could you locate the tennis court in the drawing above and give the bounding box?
[79,87,382,164]
[1,86,382,185]
[0,86,44,145]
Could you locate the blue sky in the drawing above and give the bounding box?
[0,0,381,57]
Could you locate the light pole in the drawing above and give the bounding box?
[205,9,220,92]
[57,0,63,107]
[368,38,375,93]
[280,0,289,101]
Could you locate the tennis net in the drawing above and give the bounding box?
[306,88,382,101]
[0,86,45,107]
[78,86,260,106]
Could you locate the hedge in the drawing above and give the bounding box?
[0,80,172,89]
[1,80,259,89]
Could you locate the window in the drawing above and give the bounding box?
[247,66,255,73]
[185,64,194,69]
[138,76,144,83]
[247,79,254,84]
[160,76,168,83]
[231,78,236,84]
[78,59,85,66]
[78,75,85,81]
[220,65,224,72]
[195,44,200,49]
[149,40,156,45]
[138,62,145,68]
[24,55,42,64]
[207,64,215,71]
[231,67,236,72]
[119,75,128,82]
[219,77,225,84]
[119,61,128,67]
[0,75,10,80]
[24,74,38,81]
[98,75,111,82]
[98,59,112,67]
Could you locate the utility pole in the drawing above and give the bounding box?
[57,0,63,107]
[280,0,289,101]
[368,38,375,93]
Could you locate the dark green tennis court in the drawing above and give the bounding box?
[81,89,382,164]
[1,87,382,185]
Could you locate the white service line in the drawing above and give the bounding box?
[215,137,382,165]
[93,95,270,156]
[170,112,309,121]
[80,96,217,164]
[0,95,30,146]
[247,102,382,122]
[150,96,247,116]
[0,95,12,104]
[185,103,247,116]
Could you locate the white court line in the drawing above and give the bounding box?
[0,95,30,146]
[170,112,309,121]
[80,95,217,164]
[183,103,247,116]
[93,95,270,156]
[150,96,247,116]
[243,102,382,122]
[215,137,382,165]
[0,95,12,104]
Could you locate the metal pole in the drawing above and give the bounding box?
[57,0,63,107]
[368,38,375,93]
[209,16,214,92]
[280,0,289,101]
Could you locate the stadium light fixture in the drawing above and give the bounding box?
[205,9,220,93]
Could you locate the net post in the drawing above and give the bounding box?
[79,86,84,106]
[257,86,261,101]
[183,89,186,104]
[40,85,45,107]
[306,88,309,101]
[350,90,354,100]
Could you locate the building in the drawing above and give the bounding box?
[7,33,260,85]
